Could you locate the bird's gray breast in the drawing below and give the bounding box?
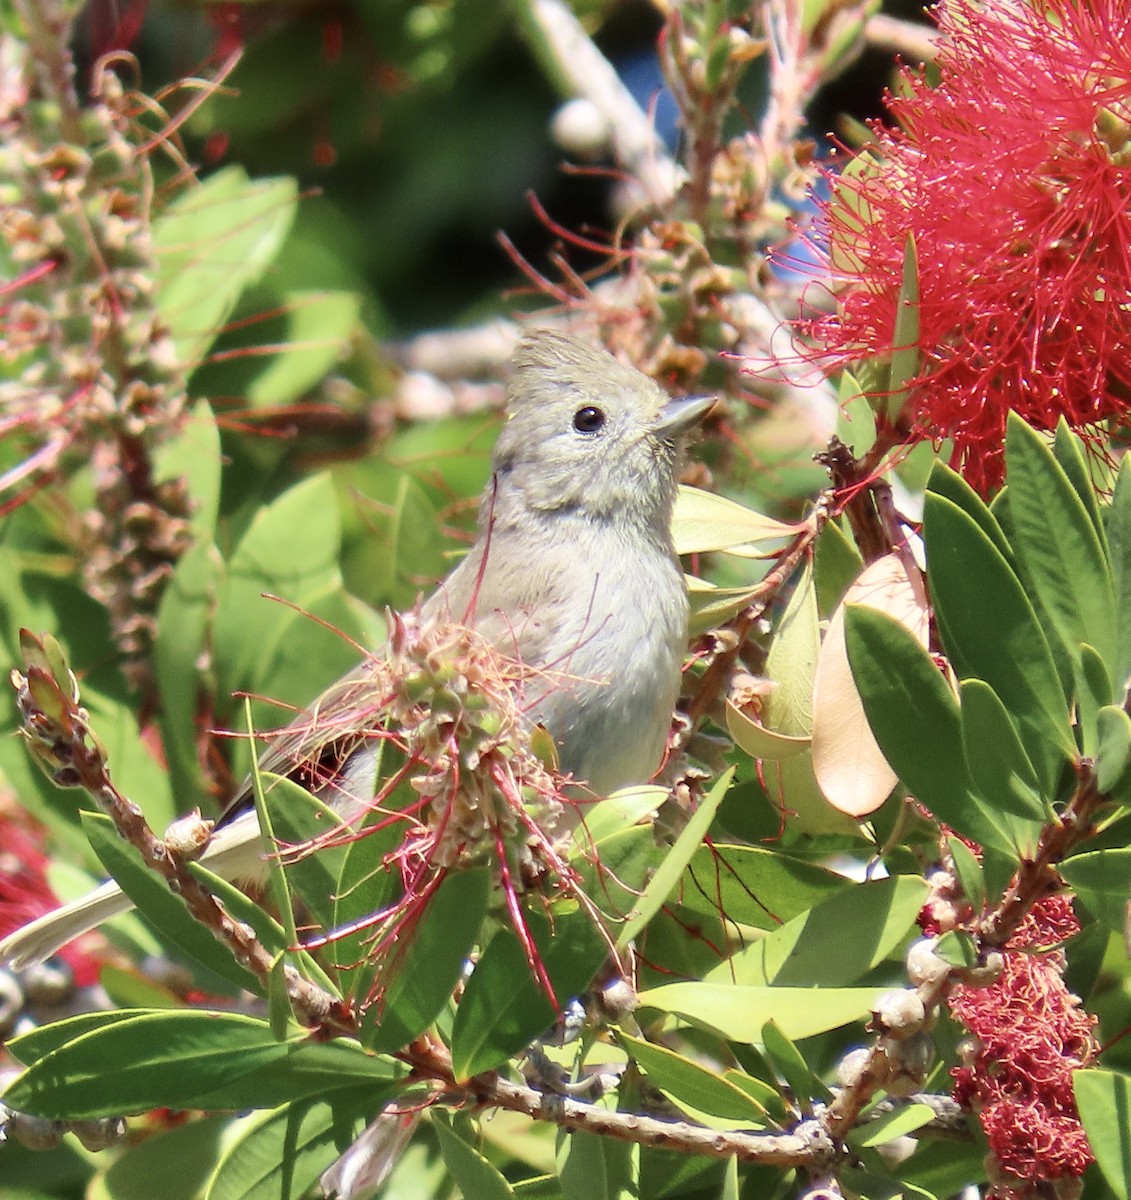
[440,517,688,797]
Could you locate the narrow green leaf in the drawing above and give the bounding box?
[672,487,799,556]
[925,461,1013,565]
[450,906,608,1080]
[155,541,224,811]
[1061,849,1131,935]
[1053,418,1106,543]
[81,812,259,994]
[761,1020,832,1109]
[765,564,819,738]
[362,866,490,1054]
[960,681,1046,830]
[204,1088,377,1200]
[844,606,972,836]
[679,844,849,931]
[557,1129,637,1200]
[6,1011,288,1118]
[616,768,733,948]
[261,770,346,935]
[835,370,878,461]
[432,1112,516,1200]
[1107,456,1131,698]
[268,954,291,1041]
[706,876,928,988]
[101,1114,229,1200]
[814,517,865,617]
[7,1009,165,1067]
[1074,1069,1131,1200]
[618,1033,772,1126]
[1078,643,1116,758]
[153,167,297,368]
[924,491,1075,780]
[849,1102,936,1149]
[1096,706,1131,793]
[637,983,889,1043]
[887,234,921,416]
[947,835,985,911]
[1005,412,1116,669]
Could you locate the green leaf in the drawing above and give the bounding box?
[704,875,928,987]
[679,844,850,931]
[834,371,877,462]
[1096,705,1131,793]
[616,768,733,948]
[1074,1069,1131,1200]
[432,1112,516,1200]
[183,1041,398,1112]
[687,577,766,637]
[1061,849,1131,936]
[204,1088,377,1200]
[1052,418,1106,543]
[671,487,799,557]
[1108,456,1131,698]
[243,290,361,408]
[153,166,297,368]
[450,906,609,1080]
[6,1011,290,1118]
[1005,413,1116,669]
[331,787,410,1001]
[99,1114,229,1200]
[618,1033,774,1127]
[814,517,865,617]
[925,461,1012,565]
[959,680,1046,857]
[765,563,819,738]
[7,1010,165,1067]
[154,540,224,811]
[362,866,490,1053]
[923,490,1075,780]
[844,606,973,837]
[637,983,889,1043]
[80,811,259,994]
[211,473,346,708]
[260,771,346,934]
[760,1020,831,1110]
[557,1130,637,1200]
[886,234,921,418]
[153,400,222,543]
[947,835,985,911]
[1078,643,1115,758]
[569,787,665,851]
[849,1102,936,1149]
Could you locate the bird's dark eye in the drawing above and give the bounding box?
[573,405,605,433]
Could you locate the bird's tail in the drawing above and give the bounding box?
[0,882,134,972]
[0,811,267,972]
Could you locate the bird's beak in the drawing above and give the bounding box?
[656,393,717,437]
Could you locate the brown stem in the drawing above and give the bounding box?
[399,1038,838,1167]
[817,435,908,564]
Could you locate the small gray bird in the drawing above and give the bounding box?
[1,330,712,970]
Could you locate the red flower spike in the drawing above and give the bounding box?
[949,897,1098,1195]
[795,0,1131,493]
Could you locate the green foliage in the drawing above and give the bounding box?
[3,0,1130,1197]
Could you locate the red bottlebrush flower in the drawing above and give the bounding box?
[949,897,1097,1197]
[0,804,104,988]
[796,0,1131,493]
